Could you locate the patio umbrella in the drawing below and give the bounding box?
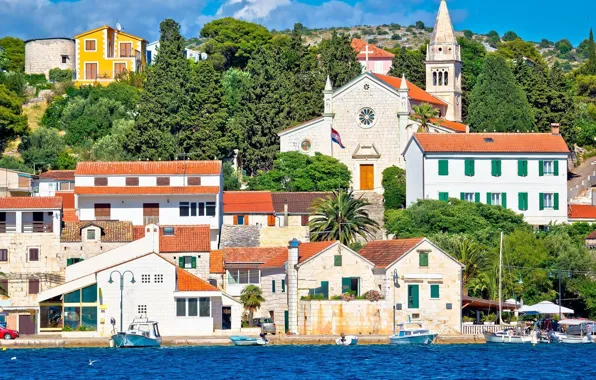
[518,301,574,315]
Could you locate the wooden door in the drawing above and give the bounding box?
[94,203,111,220]
[18,314,35,335]
[85,63,97,80]
[143,203,159,225]
[360,164,374,191]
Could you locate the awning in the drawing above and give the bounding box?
[462,296,517,311]
[225,263,263,269]
[37,274,96,302]
[518,301,574,315]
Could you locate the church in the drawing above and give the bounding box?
[279,0,468,192]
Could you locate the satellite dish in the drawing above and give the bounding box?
[116,22,122,31]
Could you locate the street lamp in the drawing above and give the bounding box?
[108,270,135,332]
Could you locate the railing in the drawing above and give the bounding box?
[0,222,16,233]
[23,222,53,233]
[462,324,513,335]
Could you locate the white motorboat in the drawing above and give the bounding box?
[559,319,594,344]
[336,335,358,346]
[389,323,437,345]
[484,329,535,344]
[561,335,592,344]
[230,336,269,346]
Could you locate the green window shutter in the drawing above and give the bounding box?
[272,280,276,293]
[430,284,440,299]
[491,160,501,177]
[460,192,465,201]
[497,160,502,176]
[518,193,528,211]
[518,160,528,177]
[470,160,475,176]
[438,160,448,176]
[178,256,185,268]
[342,278,351,293]
[282,279,286,292]
[539,160,544,176]
[524,193,529,211]
[464,159,473,176]
[539,193,544,211]
[334,255,342,266]
[554,193,559,210]
[502,193,507,208]
[321,281,329,299]
[67,258,73,266]
[554,161,559,176]
[439,192,448,202]
[419,253,429,267]
[486,192,492,205]
[191,256,197,269]
[408,285,420,309]
[475,192,480,203]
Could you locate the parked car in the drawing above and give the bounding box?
[0,326,19,340]
[251,318,276,334]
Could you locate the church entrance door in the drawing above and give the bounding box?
[360,164,374,191]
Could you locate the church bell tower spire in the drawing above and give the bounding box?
[425,0,462,122]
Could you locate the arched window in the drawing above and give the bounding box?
[433,72,437,86]
[438,72,443,86]
[444,71,448,86]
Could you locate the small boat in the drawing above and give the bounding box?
[230,336,269,346]
[111,318,162,348]
[483,329,534,344]
[561,335,592,344]
[389,323,437,345]
[336,335,358,346]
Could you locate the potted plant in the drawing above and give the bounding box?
[463,316,474,325]
[482,313,497,325]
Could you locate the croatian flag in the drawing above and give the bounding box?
[331,128,345,149]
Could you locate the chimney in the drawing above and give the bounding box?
[551,123,560,135]
[287,238,300,335]
[283,201,289,227]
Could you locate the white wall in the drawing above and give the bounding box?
[405,140,424,206]
[75,174,220,187]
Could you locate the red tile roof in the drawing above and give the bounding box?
[412,133,570,153]
[430,118,467,133]
[75,186,220,195]
[224,247,287,264]
[38,170,75,180]
[374,73,447,106]
[62,208,79,222]
[177,267,219,291]
[271,192,332,214]
[586,229,596,240]
[260,241,337,269]
[224,191,274,214]
[61,221,134,242]
[75,161,222,176]
[133,225,146,240]
[55,192,75,208]
[351,38,395,59]
[159,225,211,252]
[568,204,596,220]
[210,250,225,274]
[359,238,424,268]
[0,196,62,210]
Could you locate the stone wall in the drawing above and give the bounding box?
[220,225,260,248]
[220,225,310,248]
[258,269,288,328]
[25,39,75,78]
[159,252,210,280]
[259,226,309,247]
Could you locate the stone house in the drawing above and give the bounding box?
[0,168,33,197]
[24,38,75,79]
[271,192,330,227]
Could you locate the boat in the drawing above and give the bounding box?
[561,335,592,344]
[111,318,162,348]
[230,336,269,346]
[558,319,594,344]
[389,323,437,345]
[336,335,358,346]
[483,329,534,344]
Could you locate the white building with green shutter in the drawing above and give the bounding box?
[404,132,570,227]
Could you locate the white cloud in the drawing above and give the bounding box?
[216,0,291,21]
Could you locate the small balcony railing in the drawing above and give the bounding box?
[23,222,53,233]
[0,222,16,233]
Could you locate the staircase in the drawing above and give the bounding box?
[354,191,386,241]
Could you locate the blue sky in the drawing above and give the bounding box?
[1,0,594,46]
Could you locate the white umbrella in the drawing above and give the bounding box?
[517,301,574,315]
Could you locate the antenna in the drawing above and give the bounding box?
[116,21,122,31]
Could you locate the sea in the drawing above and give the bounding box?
[2,344,593,379]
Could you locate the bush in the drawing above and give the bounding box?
[364,290,381,302]
[415,21,425,30]
[463,316,474,323]
[62,325,73,331]
[49,68,73,83]
[502,31,519,42]
[482,313,497,322]
[24,73,47,86]
[382,166,406,210]
[391,34,402,41]
[341,292,355,302]
[301,294,327,301]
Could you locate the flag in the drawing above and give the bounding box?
[331,128,345,149]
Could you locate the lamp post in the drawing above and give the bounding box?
[393,269,398,335]
[108,270,135,332]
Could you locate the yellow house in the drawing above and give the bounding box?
[74,25,147,85]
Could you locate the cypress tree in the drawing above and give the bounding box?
[588,28,596,75]
[389,46,426,88]
[468,55,534,132]
[318,31,362,88]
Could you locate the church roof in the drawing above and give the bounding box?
[430,118,467,133]
[374,73,447,106]
[351,38,395,59]
[431,0,457,45]
[277,116,324,136]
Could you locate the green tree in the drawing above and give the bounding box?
[317,31,362,88]
[240,285,265,321]
[0,49,8,71]
[587,29,596,75]
[0,84,27,155]
[382,166,406,210]
[496,39,544,63]
[463,30,474,39]
[18,127,66,171]
[468,55,534,132]
[412,103,439,132]
[0,156,32,173]
[458,37,486,121]
[200,18,273,70]
[310,190,380,245]
[0,37,25,72]
[91,119,135,161]
[389,46,426,88]
[555,39,573,55]
[573,103,596,147]
[415,21,425,30]
[223,161,241,191]
[56,151,77,170]
[222,68,251,119]
[539,39,554,49]
[502,31,519,42]
[485,30,500,48]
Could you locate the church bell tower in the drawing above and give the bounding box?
[425,0,462,122]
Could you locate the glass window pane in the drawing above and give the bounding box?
[198,203,205,216]
[179,202,189,217]
[190,203,197,217]
[188,298,198,316]
[206,202,216,217]
[239,270,249,284]
[176,298,186,317]
[81,307,97,330]
[40,305,62,328]
[199,298,210,317]
[63,306,80,330]
[227,270,238,284]
[64,289,81,303]
[249,270,260,284]
[81,284,97,303]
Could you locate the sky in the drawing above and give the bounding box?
[0,0,594,46]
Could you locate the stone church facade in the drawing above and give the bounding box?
[279,0,467,192]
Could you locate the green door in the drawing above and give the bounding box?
[408,284,419,309]
[342,278,351,294]
[284,310,289,333]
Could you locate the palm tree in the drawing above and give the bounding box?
[412,103,439,132]
[240,285,265,322]
[309,190,380,245]
[0,272,6,297]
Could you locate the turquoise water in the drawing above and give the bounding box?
[2,344,594,379]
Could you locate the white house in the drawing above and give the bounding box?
[34,170,75,197]
[73,161,223,250]
[403,131,570,226]
[146,41,206,65]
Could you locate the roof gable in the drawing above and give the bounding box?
[176,267,219,291]
[61,221,133,242]
[359,238,424,268]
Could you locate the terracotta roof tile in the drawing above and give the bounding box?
[210,250,225,274]
[62,208,79,222]
[0,197,62,210]
[260,241,337,269]
[177,267,219,291]
[568,204,596,220]
[38,170,75,180]
[429,118,467,133]
[586,229,596,240]
[359,238,424,268]
[133,225,145,240]
[75,161,222,176]
[224,247,287,264]
[224,191,274,214]
[374,73,447,106]
[271,192,332,214]
[75,186,220,195]
[55,192,74,208]
[61,221,134,242]
[159,225,211,252]
[351,38,395,59]
[413,133,570,153]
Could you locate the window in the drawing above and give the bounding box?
[163,227,175,236]
[357,107,376,128]
[540,193,559,211]
[188,177,202,186]
[419,252,429,267]
[227,269,260,285]
[518,192,529,211]
[341,277,360,296]
[66,258,83,266]
[206,202,216,217]
[438,71,443,86]
[438,192,449,202]
[334,255,342,267]
[489,193,501,206]
[176,299,186,317]
[444,72,448,86]
[483,137,494,143]
[0,249,7,262]
[94,203,111,220]
[157,177,170,186]
[114,62,127,77]
[543,160,553,175]
[464,159,475,177]
[29,248,39,261]
[199,298,210,317]
[137,305,147,315]
[179,256,196,269]
[94,177,108,186]
[460,193,475,203]
[300,215,309,226]
[282,279,286,293]
[86,229,96,240]
[28,279,40,295]
[179,202,190,217]
[438,160,449,176]
[272,280,276,293]
[408,284,419,309]
[84,40,96,51]
[141,274,150,284]
[433,72,437,86]
[154,274,163,283]
[518,160,528,177]
[188,298,198,317]
[209,279,217,287]
[236,215,246,225]
[59,181,74,191]
[430,284,440,299]
[125,177,139,186]
[119,42,132,57]
[85,63,98,80]
[491,160,502,177]
[61,56,68,64]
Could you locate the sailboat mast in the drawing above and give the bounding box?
[498,231,503,325]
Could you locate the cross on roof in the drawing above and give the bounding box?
[360,44,374,70]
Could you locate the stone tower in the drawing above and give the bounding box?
[425,0,462,122]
